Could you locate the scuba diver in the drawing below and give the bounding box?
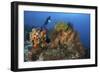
[41,16,51,44]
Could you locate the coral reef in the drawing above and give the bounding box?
[24,22,86,61]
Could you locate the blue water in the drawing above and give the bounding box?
[24,11,90,49]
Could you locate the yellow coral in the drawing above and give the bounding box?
[55,22,69,32]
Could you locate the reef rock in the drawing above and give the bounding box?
[25,22,86,61]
